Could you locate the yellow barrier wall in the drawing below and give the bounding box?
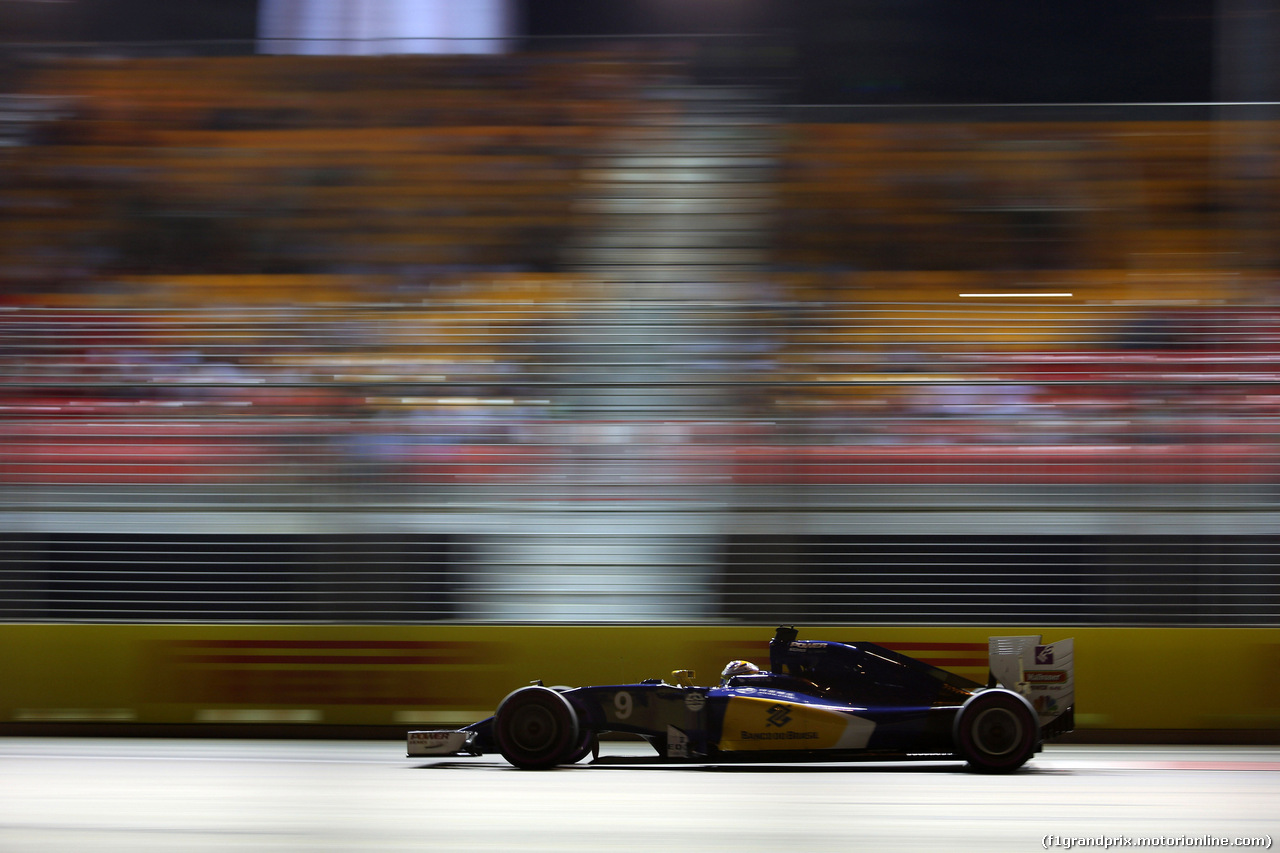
[2,625,1278,731]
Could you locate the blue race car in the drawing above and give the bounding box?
[407,626,1075,773]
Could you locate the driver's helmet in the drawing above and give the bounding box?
[720,659,761,685]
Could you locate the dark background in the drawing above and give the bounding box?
[0,0,1218,103]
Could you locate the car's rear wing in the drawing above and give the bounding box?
[988,635,1074,739]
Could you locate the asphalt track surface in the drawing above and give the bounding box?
[2,739,1278,852]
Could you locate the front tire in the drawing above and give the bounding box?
[953,689,1039,773]
[565,729,599,764]
[493,686,581,770]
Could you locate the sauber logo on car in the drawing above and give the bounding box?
[718,696,875,752]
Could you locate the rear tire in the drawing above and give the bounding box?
[953,689,1039,774]
[493,686,581,770]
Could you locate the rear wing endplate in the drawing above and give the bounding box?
[988,635,1074,738]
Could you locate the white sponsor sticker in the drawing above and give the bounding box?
[666,725,689,759]
[406,730,468,755]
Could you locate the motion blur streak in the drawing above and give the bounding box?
[1,40,1279,625]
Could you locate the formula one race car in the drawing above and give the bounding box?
[407,626,1074,773]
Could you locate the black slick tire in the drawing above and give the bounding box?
[953,688,1039,774]
[493,686,581,770]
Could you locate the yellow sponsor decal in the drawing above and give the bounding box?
[718,696,873,751]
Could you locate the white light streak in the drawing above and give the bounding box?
[958,293,1074,298]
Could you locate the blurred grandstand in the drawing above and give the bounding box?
[1,39,1278,624]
